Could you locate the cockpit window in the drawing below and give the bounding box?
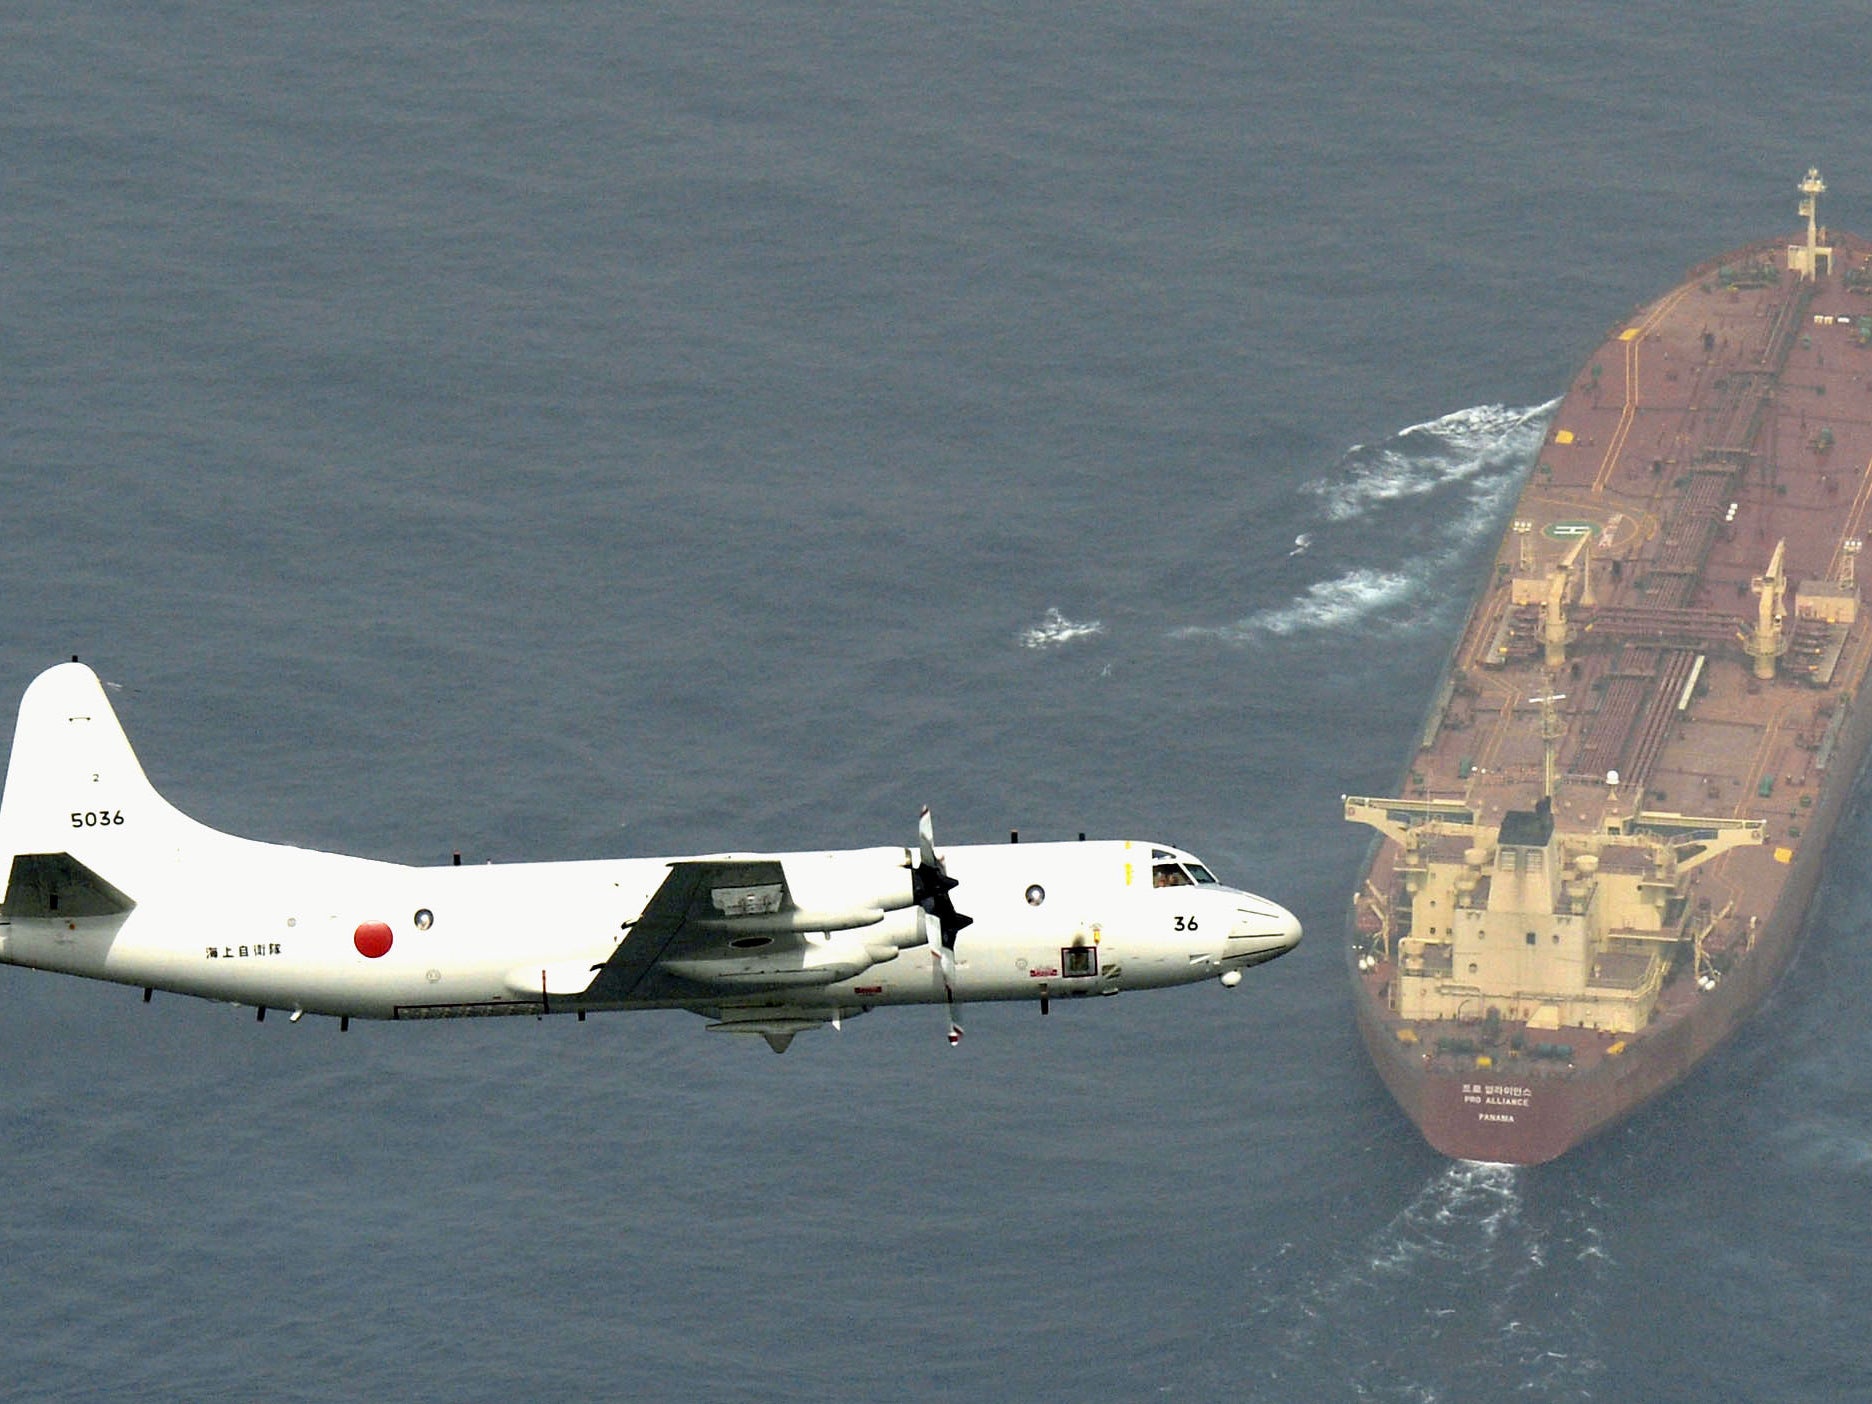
[1186,863,1219,886]
[1153,864,1192,888]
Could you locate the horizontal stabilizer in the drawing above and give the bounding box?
[1,852,137,919]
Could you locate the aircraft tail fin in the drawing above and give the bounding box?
[0,663,201,889]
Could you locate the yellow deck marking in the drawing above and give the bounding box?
[1827,454,1872,579]
[1736,701,1799,821]
[1592,283,1696,495]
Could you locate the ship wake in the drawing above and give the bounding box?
[1233,1160,1610,1402]
[1306,402,1559,524]
[1176,400,1556,643]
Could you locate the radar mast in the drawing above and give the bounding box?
[1792,167,1832,279]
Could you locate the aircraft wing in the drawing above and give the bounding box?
[582,861,740,1002]
[583,858,911,1003]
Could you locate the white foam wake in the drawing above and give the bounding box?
[1174,568,1418,642]
[1019,608,1105,649]
[1304,401,1558,524]
[1230,1159,1610,1402]
[1181,399,1557,644]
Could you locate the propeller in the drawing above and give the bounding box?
[912,805,972,1044]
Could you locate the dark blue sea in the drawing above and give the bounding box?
[7,4,1872,1399]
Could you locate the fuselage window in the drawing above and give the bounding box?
[1062,944,1099,978]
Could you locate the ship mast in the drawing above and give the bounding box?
[1530,689,1566,799]
[1542,533,1591,669]
[1793,167,1832,280]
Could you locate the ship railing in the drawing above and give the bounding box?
[1401,953,1455,980]
[1758,278,1818,374]
[1344,795,1477,847]
[1627,811,1764,843]
[1452,879,1492,911]
[1585,946,1661,993]
[1603,923,1686,946]
[1575,606,1743,650]
[1815,698,1852,772]
[1418,675,1458,750]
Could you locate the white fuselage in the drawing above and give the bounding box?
[0,662,1302,1041]
[0,835,1299,1021]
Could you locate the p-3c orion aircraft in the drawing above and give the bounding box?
[0,662,1302,1051]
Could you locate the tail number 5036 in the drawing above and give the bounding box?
[71,810,125,827]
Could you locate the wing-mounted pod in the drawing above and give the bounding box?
[599,852,935,1000]
[660,909,928,989]
[703,847,924,936]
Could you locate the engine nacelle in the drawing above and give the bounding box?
[664,929,886,990]
[776,848,920,918]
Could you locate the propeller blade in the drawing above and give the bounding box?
[926,925,964,1046]
[918,804,937,868]
[923,909,955,977]
[913,805,973,955]
[917,806,970,1046]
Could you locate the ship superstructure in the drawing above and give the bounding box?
[1347,170,1872,1162]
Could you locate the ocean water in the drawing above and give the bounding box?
[6,3,1872,1399]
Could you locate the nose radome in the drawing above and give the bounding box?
[1278,906,1303,948]
[1229,898,1303,952]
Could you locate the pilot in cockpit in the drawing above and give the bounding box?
[1153,863,1192,888]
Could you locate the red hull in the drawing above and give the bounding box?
[1348,201,1872,1164]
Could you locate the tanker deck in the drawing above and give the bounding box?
[1346,170,1872,1163]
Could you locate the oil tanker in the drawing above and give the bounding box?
[1346,169,1872,1163]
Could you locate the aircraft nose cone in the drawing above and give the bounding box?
[1226,898,1303,961]
[1280,906,1303,949]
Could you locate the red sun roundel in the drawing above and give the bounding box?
[354,921,393,959]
